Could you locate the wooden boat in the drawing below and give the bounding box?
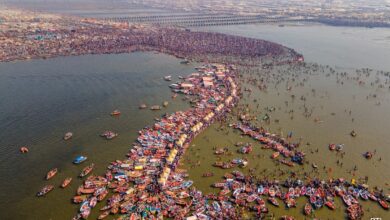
[325,200,336,210]
[304,203,312,215]
[80,201,91,219]
[342,195,353,206]
[37,185,54,197]
[279,159,295,167]
[73,195,87,203]
[20,146,29,153]
[63,132,73,140]
[110,110,121,116]
[46,168,58,180]
[271,152,280,159]
[180,59,190,64]
[268,187,276,197]
[329,144,336,151]
[363,151,373,159]
[150,105,161,110]
[88,196,97,208]
[219,189,230,196]
[97,211,110,219]
[80,163,95,178]
[77,186,95,195]
[97,190,108,201]
[379,199,389,210]
[268,197,279,206]
[100,131,118,140]
[202,172,214,177]
[61,177,72,188]
[286,198,296,208]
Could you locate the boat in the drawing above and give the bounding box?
[73,195,88,203]
[271,152,280,159]
[164,75,172,81]
[279,159,295,167]
[73,156,88,164]
[46,168,58,180]
[246,194,257,203]
[61,177,72,188]
[212,201,221,212]
[325,200,336,210]
[110,110,121,116]
[181,180,193,188]
[342,195,353,206]
[363,151,373,159]
[169,83,180,89]
[163,101,169,107]
[97,211,110,219]
[329,144,336,151]
[64,132,73,140]
[219,188,230,196]
[80,201,91,219]
[180,59,190,64]
[20,146,29,153]
[286,198,296,208]
[89,196,98,208]
[304,203,312,215]
[100,131,118,140]
[150,105,161,110]
[268,187,276,197]
[80,163,95,178]
[268,197,279,206]
[37,185,54,197]
[202,172,214,177]
[139,104,147,109]
[379,199,389,210]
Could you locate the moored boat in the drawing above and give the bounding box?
[268,197,279,206]
[97,211,110,219]
[100,131,118,140]
[304,203,312,215]
[37,185,54,197]
[379,199,389,210]
[150,105,161,110]
[61,177,72,188]
[73,155,88,164]
[64,132,73,140]
[46,168,58,180]
[110,110,121,116]
[20,146,29,153]
[80,163,95,178]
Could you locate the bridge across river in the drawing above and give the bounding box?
[102,14,306,27]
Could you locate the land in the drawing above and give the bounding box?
[128,0,390,28]
[0,8,301,63]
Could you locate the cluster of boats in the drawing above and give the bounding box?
[36,64,389,219]
[232,123,305,166]
[37,156,95,197]
[69,64,243,219]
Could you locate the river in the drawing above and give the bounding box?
[0,23,389,219]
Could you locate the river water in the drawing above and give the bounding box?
[0,52,197,219]
[196,23,390,71]
[0,23,389,219]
